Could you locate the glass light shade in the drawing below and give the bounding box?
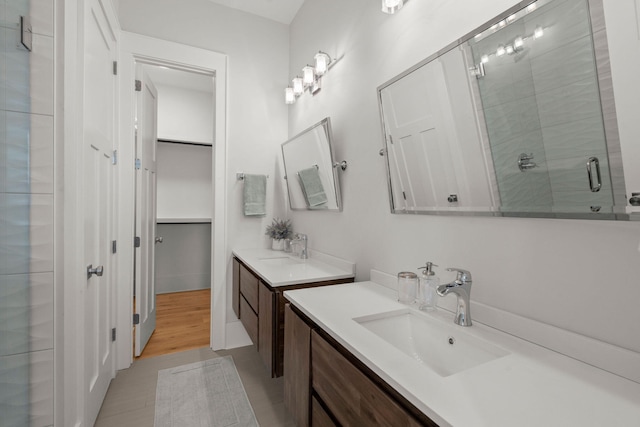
[496,45,506,56]
[302,65,315,86]
[534,26,544,38]
[381,0,404,14]
[292,77,304,95]
[506,45,514,55]
[514,37,524,49]
[285,87,295,104]
[314,52,331,76]
[481,54,489,64]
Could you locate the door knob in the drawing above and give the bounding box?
[155,236,163,243]
[87,264,104,279]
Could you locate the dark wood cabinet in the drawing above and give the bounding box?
[232,258,240,317]
[233,256,353,378]
[284,304,438,427]
[284,304,311,427]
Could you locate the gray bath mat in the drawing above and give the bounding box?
[154,356,259,427]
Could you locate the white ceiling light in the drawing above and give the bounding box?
[382,0,405,14]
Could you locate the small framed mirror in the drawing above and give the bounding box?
[282,117,343,211]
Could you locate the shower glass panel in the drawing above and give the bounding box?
[1,0,32,425]
[467,0,614,214]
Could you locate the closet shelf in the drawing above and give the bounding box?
[157,218,212,224]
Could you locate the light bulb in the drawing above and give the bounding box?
[292,77,304,96]
[514,37,524,49]
[302,65,315,86]
[382,0,404,14]
[506,45,514,55]
[534,26,544,39]
[314,52,331,76]
[481,54,489,64]
[285,87,295,104]
[496,45,506,56]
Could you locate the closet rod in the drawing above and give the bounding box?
[157,139,212,147]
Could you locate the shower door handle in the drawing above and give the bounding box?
[586,157,602,192]
[155,236,163,244]
[87,264,104,279]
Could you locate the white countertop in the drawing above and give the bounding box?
[232,248,355,287]
[284,282,640,427]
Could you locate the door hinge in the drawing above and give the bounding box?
[112,240,117,254]
[402,191,407,200]
[111,149,118,165]
[134,236,141,248]
[135,158,141,170]
[133,314,140,325]
[111,327,116,342]
[112,61,118,75]
[135,79,142,91]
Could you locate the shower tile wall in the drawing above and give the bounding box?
[472,0,614,213]
[0,1,54,426]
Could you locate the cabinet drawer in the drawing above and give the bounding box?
[239,263,259,312]
[311,396,337,427]
[311,331,424,427]
[240,296,258,345]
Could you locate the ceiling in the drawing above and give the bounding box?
[205,0,306,24]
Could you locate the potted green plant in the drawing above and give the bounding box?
[265,218,293,250]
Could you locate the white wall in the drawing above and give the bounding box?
[286,0,640,363]
[156,83,213,144]
[117,0,290,324]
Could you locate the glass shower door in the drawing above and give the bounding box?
[468,0,614,215]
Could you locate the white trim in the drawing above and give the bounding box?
[116,32,228,370]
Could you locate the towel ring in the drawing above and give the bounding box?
[333,160,348,171]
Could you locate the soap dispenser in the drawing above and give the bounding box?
[418,262,439,311]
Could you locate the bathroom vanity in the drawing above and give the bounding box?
[232,248,355,377]
[283,281,640,426]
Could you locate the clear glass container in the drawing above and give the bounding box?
[397,271,418,304]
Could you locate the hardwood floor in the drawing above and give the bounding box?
[136,289,211,359]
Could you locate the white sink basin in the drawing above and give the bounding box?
[354,309,509,377]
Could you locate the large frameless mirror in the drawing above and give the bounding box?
[378,0,632,220]
[281,117,344,211]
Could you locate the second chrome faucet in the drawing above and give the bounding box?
[436,268,472,326]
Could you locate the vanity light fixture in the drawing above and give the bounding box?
[285,87,295,104]
[514,36,524,49]
[284,51,337,104]
[292,76,304,96]
[314,51,331,76]
[381,0,405,14]
[302,65,315,86]
[534,25,544,38]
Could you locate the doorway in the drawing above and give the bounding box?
[116,32,228,371]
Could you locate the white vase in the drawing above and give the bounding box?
[271,239,284,250]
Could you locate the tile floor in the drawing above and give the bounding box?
[95,346,295,427]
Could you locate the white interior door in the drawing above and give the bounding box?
[82,0,117,423]
[134,65,159,356]
[380,59,461,210]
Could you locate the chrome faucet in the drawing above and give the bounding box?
[436,268,472,326]
[292,233,308,259]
